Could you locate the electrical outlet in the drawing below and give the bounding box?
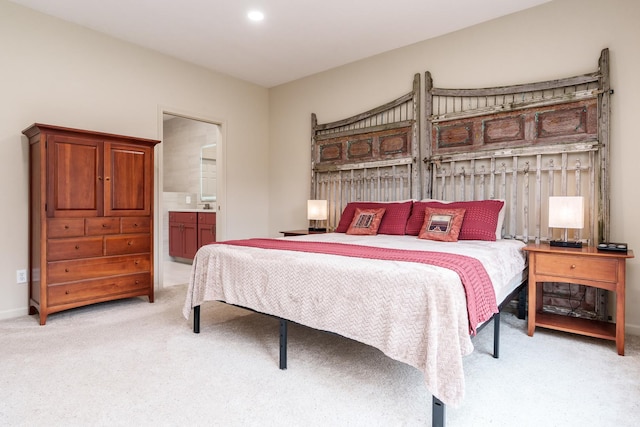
[185,195,192,204]
[16,269,27,284]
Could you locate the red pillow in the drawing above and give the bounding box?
[335,201,413,235]
[418,207,466,242]
[346,208,386,235]
[406,200,504,241]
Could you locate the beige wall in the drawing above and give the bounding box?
[0,0,269,319]
[269,0,640,334]
[2,0,640,336]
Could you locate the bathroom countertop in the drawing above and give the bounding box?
[168,208,216,213]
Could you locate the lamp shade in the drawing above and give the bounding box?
[548,196,584,229]
[307,200,328,220]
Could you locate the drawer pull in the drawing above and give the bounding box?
[64,225,69,229]
[571,264,577,269]
[75,245,80,250]
[65,290,70,294]
[102,223,108,228]
[65,268,69,272]
[134,260,139,265]
[135,280,139,284]
[127,241,133,246]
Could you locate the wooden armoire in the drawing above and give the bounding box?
[23,123,160,325]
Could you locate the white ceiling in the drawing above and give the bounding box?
[10,0,551,88]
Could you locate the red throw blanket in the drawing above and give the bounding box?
[220,239,497,335]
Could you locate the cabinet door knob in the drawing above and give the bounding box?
[105,177,111,181]
[98,176,103,181]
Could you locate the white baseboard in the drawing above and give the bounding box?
[0,307,28,321]
[626,322,640,337]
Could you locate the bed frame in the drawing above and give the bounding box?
[191,49,611,427]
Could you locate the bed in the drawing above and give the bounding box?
[183,49,611,426]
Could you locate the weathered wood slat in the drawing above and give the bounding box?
[314,121,414,141]
[430,90,599,123]
[314,90,415,132]
[430,72,599,98]
[314,156,413,173]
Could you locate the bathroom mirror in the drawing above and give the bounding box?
[200,144,216,202]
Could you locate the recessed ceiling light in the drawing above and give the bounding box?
[247,10,264,22]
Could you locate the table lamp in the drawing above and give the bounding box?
[548,196,584,248]
[307,200,328,232]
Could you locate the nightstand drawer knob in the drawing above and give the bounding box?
[571,264,576,269]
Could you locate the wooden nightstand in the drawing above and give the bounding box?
[523,244,634,355]
[280,229,326,237]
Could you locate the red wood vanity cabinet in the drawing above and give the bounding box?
[169,211,216,260]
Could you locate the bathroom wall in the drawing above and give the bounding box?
[162,115,219,203]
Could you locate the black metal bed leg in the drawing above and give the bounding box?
[432,396,446,427]
[493,312,500,359]
[193,305,200,334]
[279,319,288,370]
[518,284,527,319]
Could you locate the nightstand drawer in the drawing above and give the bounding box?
[535,253,618,283]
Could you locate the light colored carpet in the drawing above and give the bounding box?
[1,284,639,427]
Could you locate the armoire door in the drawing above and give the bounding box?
[46,134,103,218]
[104,141,153,217]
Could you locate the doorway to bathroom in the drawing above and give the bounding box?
[160,113,223,288]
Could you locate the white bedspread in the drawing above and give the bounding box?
[183,233,525,406]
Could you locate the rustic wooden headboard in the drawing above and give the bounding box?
[311,49,610,246]
[311,74,420,231]
[424,49,611,245]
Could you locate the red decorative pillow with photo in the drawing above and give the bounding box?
[346,207,386,235]
[418,207,466,242]
[335,201,413,235]
[406,199,504,241]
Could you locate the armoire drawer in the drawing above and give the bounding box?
[85,217,120,235]
[47,254,151,284]
[47,273,150,306]
[104,234,151,255]
[47,237,104,261]
[121,217,151,234]
[48,218,85,238]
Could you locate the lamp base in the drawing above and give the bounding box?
[549,240,582,248]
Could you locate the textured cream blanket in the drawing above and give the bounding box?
[183,234,526,406]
